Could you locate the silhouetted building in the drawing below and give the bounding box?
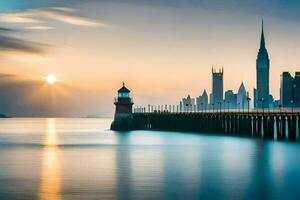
[280,72,300,108]
[294,72,300,107]
[274,100,280,108]
[280,72,294,107]
[237,82,248,109]
[181,95,195,111]
[254,20,270,108]
[196,90,208,110]
[212,68,223,106]
[268,95,275,108]
[209,93,213,104]
[224,90,237,109]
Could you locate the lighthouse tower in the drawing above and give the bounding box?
[111,83,134,130]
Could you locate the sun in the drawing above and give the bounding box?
[46,74,57,84]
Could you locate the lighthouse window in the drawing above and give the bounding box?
[118,92,129,98]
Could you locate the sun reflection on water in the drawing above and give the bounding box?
[39,118,62,200]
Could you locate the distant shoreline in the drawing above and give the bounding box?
[0,116,114,119]
[0,114,9,118]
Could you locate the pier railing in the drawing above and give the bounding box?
[133,104,300,115]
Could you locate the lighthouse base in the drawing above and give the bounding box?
[111,113,135,131]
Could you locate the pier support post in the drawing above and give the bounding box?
[258,116,263,138]
[289,115,297,140]
[285,116,289,139]
[253,116,258,137]
[297,115,299,141]
[266,116,274,139]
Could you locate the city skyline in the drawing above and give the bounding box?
[1,1,300,116]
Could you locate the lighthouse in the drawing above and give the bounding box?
[111,82,135,131]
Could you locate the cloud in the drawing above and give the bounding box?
[0,7,106,27]
[0,34,45,54]
[0,27,16,32]
[25,26,53,31]
[0,12,41,23]
[0,73,17,79]
[0,6,106,57]
[0,24,47,59]
[0,15,46,57]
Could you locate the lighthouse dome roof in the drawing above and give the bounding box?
[118,83,130,93]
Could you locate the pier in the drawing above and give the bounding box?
[132,110,300,141]
[111,84,300,140]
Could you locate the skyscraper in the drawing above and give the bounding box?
[254,20,270,108]
[212,68,223,105]
[280,72,300,108]
[294,72,300,107]
[224,90,237,109]
[196,90,208,110]
[280,72,294,107]
[237,82,247,109]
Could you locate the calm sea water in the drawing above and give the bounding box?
[0,118,300,200]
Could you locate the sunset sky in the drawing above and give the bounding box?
[1,0,300,117]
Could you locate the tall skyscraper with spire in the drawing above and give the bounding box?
[254,20,270,108]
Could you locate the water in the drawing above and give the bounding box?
[0,118,300,200]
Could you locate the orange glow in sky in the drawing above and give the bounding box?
[1,2,300,116]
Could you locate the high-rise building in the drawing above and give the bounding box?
[196,90,208,110]
[280,72,300,108]
[224,90,237,109]
[294,72,300,107]
[254,20,270,108]
[280,72,294,107]
[237,82,248,109]
[212,67,223,105]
